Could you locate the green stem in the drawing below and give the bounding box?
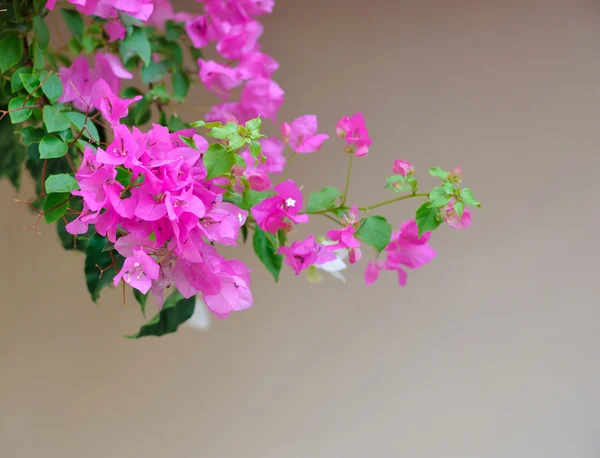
[341,155,354,206]
[359,193,428,212]
[282,152,297,180]
[318,213,343,226]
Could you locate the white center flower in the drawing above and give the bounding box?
[285,197,296,208]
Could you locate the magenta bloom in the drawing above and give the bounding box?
[113,248,160,294]
[186,15,214,48]
[365,219,436,286]
[336,112,372,157]
[444,201,472,229]
[105,20,126,42]
[202,260,253,319]
[238,51,279,79]
[198,59,242,98]
[278,235,336,275]
[281,115,329,154]
[241,77,284,121]
[392,160,414,177]
[216,20,263,59]
[91,79,142,126]
[251,179,308,233]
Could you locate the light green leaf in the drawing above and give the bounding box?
[178,135,196,149]
[66,111,99,141]
[126,291,195,338]
[415,202,443,236]
[228,133,246,150]
[253,227,282,282]
[19,73,40,94]
[306,187,341,213]
[11,67,33,92]
[141,60,169,84]
[8,97,32,124]
[208,122,237,139]
[460,188,481,207]
[190,120,221,129]
[43,105,71,133]
[428,186,452,208]
[0,36,23,73]
[356,215,392,252]
[42,192,70,223]
[250,140,261,158]
[246,117,261,132]
[39,134,68,159]
[454,200,465,217]
[429,167,449,179]
[203,143,234,179]
[45,173,79,193]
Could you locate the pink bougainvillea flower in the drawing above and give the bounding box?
[113,247,160,294]
[216,20,263,59]
[366,219,436,286]
[203,0,274,23]
[105,20,127,42]
[241,77,284,121]
[238,51,279,79]
[392,160,414,177]
[251,179,308,233]
[281,115,329,154]
[186,15,214,48]
[45,0,57,9]
[278,235,336,275]
[198,59,243,98]
[336,112,372,157]
[91,79,142,126]
[202,260,253,319]
[444,200,472,229]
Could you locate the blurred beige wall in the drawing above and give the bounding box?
[2,0,600,457]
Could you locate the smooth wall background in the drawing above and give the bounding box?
[2,1,600,457]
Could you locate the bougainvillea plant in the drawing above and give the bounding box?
[0,0,480,338]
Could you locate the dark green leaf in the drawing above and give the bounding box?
[120,28,151,67]
[165,21,185,41]
[178,135,196,149]
[85,234,122,302]
[171,68,189,101]
[306,187,341,213]
[277,229,287,247]
[133,289,149,317]
[460,188,481,207]
[0,108,25,189]
[43,105,71,133]
[244,190,273,208]
[19,126,45,145]
[126,291,195,338]
[415,202,443,236]
[45,173,79,193]
[32,16,50,49]
[115,167,131,187]
[356,215,392,252]
[203,143,234,179]
[0,36,23,73]
[19,73,40,94]
[240,224,248,243]
[141,60,169,84]
[42,192,70,223]
[167,114,186,132]
[40,71,63,102]
[8,96,32,123]
[60,9,84,41]
[10,66,32,92]
[32,41,45,70]
[66,111,99,141]
[39,134,68,158]
[34,0,47,12]
[253,227,282,282]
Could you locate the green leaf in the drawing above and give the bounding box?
[141,60,169,84]
[133,289,149,317]
[167,114,186,132]
[246,116,261,132]
[190,120,221,129]
[415,202,443,236]
[253,227,283,282]
[171,68,189,101]
[32,16,50,49]
[428,186,452,208]
[244,190,273,209]
[453,200,465,217]
[442,183,456,194]
[10,66,32,92]
[32,42,45,70]
[42,192,70,223]
[228,133,245,150]
[356,215,392,252]
[8,96,32,124]
[34,0,47,12]
[43,105,71,133]
[39,134,68,158]
[0,108,26,189]
[120,28,151,67]
[0,36,23,73]
[19,73,40,94]
[203,143,234,179]
[45,173,79,193]
[208,122,237,139]
[60,9,84,41]
[277,228,287,246]
[306,187,341,213]
[19,126,45,145]
[126,291,195,338]
[115,167,131,187]
[429,167,449,179]
[250,140,261,158]
[178,135,196,148]
[460,188,481,207]
[40,71,63,102]
[165,20,185,41]
[240,224,248,243]
[84,234,122,302]
[66,111,99,141]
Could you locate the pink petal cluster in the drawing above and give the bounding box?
[278,235,336,275]
[336,112,372,157]
[444,200,472,229]
[365,219,436,286]
[58,53,133,112]
[66,82,253,319]
[46,0,156,21]
[251,179,309,233]
[392,160,414,177]
[326,205,362,264]
[281,115,329,154]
